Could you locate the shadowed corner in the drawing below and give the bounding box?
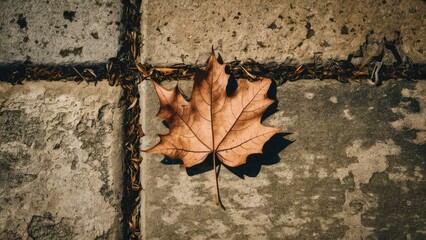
[224,132,293,179]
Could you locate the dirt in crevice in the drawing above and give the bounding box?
[113,0,143,239]
[1,50,425,86]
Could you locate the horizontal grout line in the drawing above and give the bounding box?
[1,60,425,85]
[0,63,108,84]
[131,61,426,85]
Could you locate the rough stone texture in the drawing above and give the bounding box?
[0,81,124,239]
[141,0,426,65]
[0,0,122,64]
[140,79,426,239]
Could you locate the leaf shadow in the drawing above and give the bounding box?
[263,78,278,121]
[224,132,293,179]
[186,154,215,176]
[160,133,293,178]
[160,154,214,176]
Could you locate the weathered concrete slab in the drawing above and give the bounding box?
[141,0,426,65]
[140,79,426,239]
[0,81,124,239]
[0,0,122,64]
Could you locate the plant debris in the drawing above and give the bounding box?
[0,63,107,84]
[1,59,425,86]
[112,0,143,239]
[135,60,426,85]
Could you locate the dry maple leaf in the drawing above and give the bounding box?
[146,50,280,206]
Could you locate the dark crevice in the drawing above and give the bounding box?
[1,56,425,87]
[115,0,143,240]
[142,61,426,86]
[0,63,107,84]
[384,40,403,66]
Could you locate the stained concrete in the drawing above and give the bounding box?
[141,0,426,66]
[0,81,124,239]
[140,79,426,239]
[0,0,122,64]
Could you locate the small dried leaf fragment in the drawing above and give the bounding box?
[135,59,150,76]
[84,68,97,78]
[154,67,178,75]
[146,50,279,205]
[127,97,138,110]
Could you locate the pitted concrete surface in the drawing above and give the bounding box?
[0,0,122,64]
[141,0,426,65]
[140,79,426,239]
[0,81,124,239]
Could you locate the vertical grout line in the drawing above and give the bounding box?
[140,0,148,65]
[113,0,143,239]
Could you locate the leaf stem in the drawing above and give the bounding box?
[213,153,219,205]
[213,153,225,210]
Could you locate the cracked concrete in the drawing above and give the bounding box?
[140,78,426,239]
[0,81,124,239]
[141,0,426,66]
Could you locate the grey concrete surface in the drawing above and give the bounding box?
[141,0,426,66]
[0,81,124,239]
[0,0,122,64]
[140,79,426,239]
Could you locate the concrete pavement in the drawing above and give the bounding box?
[141,0,426,66]
[140,79,426,239]
[0,81,124,239]
[0,0,122,64]
[0,0,425,239]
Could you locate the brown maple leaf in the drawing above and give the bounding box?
[146,50,280,206]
